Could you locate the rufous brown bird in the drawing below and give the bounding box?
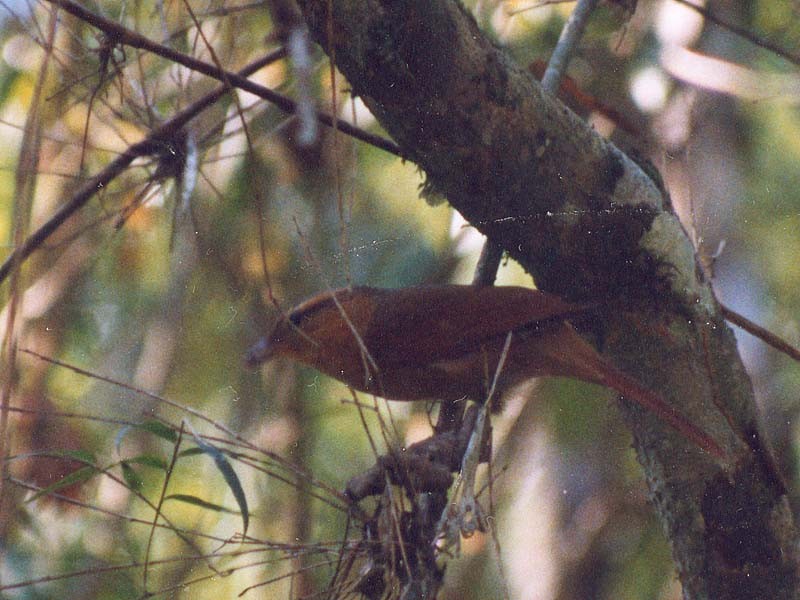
[247,285,724,459]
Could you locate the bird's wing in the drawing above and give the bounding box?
[361,285,591,368]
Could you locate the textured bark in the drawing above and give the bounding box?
[295,1,798,597]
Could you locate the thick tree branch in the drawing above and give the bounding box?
[472,0,598,285]
[300,0,678,303]
[295,1,798,597]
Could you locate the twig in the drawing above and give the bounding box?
[721,302,800,364]
[0,3,59,520]
[0,50,283,287]
[540,0,600,93]
[471,241,503,286]
[671,0,800,68]
[449,333,513,538]
[143,423,185,591]
[19,347,358,518]
[45,0,401,157]
[0,1,403,286]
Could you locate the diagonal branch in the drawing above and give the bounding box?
[0,50,283,286]
[46,0,401,156]
[0,1,406,288]
[672,0,800,67]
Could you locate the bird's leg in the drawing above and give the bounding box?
[434,398,466,435]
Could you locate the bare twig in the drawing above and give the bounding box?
[45,0,401,156]
[143,423,185,591]
[471,241,503,286]
[1,1,402,286]
[0,3,59,527]
[18,347,356,516]
[540,0,600,93]
[0,541,315,595]
[0,50,283,287]
[439,333,513,544]
[721,303,800,364]
[672,0,800,68]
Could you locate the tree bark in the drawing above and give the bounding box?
[295,1,798,597]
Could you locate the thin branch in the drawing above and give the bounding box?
[143,423,185,591]
[671,0,800,68]
[0,544,284,593]
[471,241,503,286]
[0,50,283,287]
[0,1,401,284]
[18,348,362,520]
[540,0,599,93]
[46,0,401,156]
[721,303,800,364]
[181,0,281,307]
[0,2,58,520]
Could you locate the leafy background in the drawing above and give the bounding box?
[0,1,799,598]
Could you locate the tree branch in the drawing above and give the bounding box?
[47,0,401,156]
[0,0,408,288]
[472,0,598,285]
[0,50,285,286]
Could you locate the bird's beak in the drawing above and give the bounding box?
[244,337,273,368]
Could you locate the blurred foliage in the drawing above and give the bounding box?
[0,0,799,599]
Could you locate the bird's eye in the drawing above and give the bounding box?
[288,295,335,326]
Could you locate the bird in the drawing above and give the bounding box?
[246,285,724,459]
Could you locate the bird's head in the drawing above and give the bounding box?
[245,288,376,372]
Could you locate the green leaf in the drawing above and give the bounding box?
[25,465,97,503]
[164,494,240,515]
[120,461,144,492]
[135,420,179,443]
[125,454,168,470]
[187,429,249,535]
[178,447,205,458]
[115,421,178,454]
